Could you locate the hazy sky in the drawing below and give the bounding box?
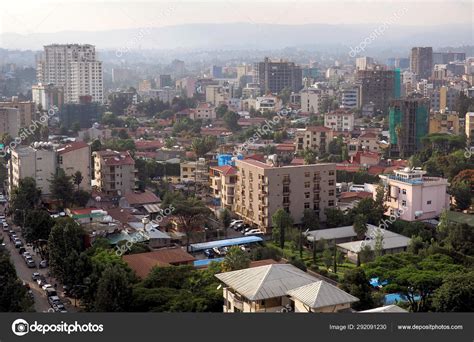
[1,0,472,35]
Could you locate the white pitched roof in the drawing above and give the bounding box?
[359,305,408,313]
[215,264,318,301]
[287,281,359,309]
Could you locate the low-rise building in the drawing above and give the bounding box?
[255,95,282,113]
[379,168,449,221]
[429,111,460,134]
[233,159,337,232]
[295,126,334,154]
[216,264,358,313]
[190,103,216,120]
[93,150,137,196]
[324,109,355,132]
[209,165,238,210]
[56,141,91,191]
[180,158,208,185]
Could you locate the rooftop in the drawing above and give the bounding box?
[56,141,89,155]
[287,281,359,309]
[96,150,135,166]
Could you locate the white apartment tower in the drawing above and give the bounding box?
[37,44,103,104]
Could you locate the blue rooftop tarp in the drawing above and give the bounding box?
[193,258,224,267]
[190,236,263,252]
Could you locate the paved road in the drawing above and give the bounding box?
[2,226,51,313]
[1,218,76,313]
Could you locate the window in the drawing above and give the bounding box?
[283,196,289,204]
[305,192,310,199]
[427,200,432,205]
[402,200,406,206]
[304,202,310,209]
[329,170,335,176]
[402,189,406,195]
[328,190,335,196]
[304,182,310,188]
[328,180,335,186]
[328,200,334,207]
[283,185,290,193]
[304,172,310,177]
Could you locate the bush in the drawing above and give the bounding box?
[250,245,283,261]
[289,257,307,272]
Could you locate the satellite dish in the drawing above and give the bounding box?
[95,196,101,202]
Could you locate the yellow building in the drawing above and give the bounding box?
[466,112,474,139]
[429,111,460,134]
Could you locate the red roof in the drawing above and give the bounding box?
[70,207,99,215]
[123,190,160,206]
[211,165,237,176]
[135,140,163,151]
[276,144,295,152]
[245,154,266,162]
[307,126,332,132]
[239,158,273,169]
[96,150,135,166]
[339,191,373,200]
[336,163,361,172]
[57,141,89,155]
[368,165,386,175]
[290,157,304,165]
[123,248,196,278]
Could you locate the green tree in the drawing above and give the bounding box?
[302,208,319,231]
[94,264,133,312]
[272,209,293,249]
[72,171,84,191]
[9,177,41,225]
[450,181,471,211]
[303,148,316,165]
[219,208,232,238]
[49,169,74,208]
[358,245,375,264]
[432,271,474,312]
[353,214,368,239]
[374,230,384,257]
[222,246,250,272]
[191,136,217,158]
[23,210,55,243]
[0,251,34,311]
[340,268,375,311]
[91,139,102,152]
[73,190,91,207]
[222,111,241,132]
[322,247,333,270]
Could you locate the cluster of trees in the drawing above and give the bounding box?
[49,170,90,208]
[135,159,180,191]
[0,244,34,311]
[191,136,217,158]
[172,117,202,136]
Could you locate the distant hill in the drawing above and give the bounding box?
[0,22,472,51]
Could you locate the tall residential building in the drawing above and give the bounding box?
[8,143,56,196]
[255,57,303,94]
[430,86,459,112]
[340,87,360,109]
[233,159,337,232]
[32,83,64,110]
[157,74,172,88]
[0,97,37,128]
[410,47,433,79]
[356,67,399,115]
[56,141,91,191]
[295,126,334,154]
[300,88,328,113]
[0,108,20,138]
[93,150,137,196]
[389,96,430,157]
[38,44,103,103]
[379,168,449,221]
[355,57,374,70]
[324,109,355,132]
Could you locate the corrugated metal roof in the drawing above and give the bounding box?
[215,264,318,301]
[190,236,263,252]
[359,304,407,313]
[287,281,359,309]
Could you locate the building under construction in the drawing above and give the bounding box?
[389,96,430,158]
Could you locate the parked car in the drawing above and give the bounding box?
[39,260,48,268]
[32,272,41,281]
[229,220,243,228]
[2,225,8,232]
[48,295,61,306]
[19,247,26,254]
[204,249,215,258]
[212,247,222,256]
[14,240,23,248]
[9,233,17,241]
[2,222,8,228]
[26,257,36,268]
[42,283,53,291]
[45,288,57,297]
[63,285,70,296]
[245,229,264,236]
[53,303,66,312]
[0,215,5,220]
[37,276,47,287]
[23,251,32,258]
